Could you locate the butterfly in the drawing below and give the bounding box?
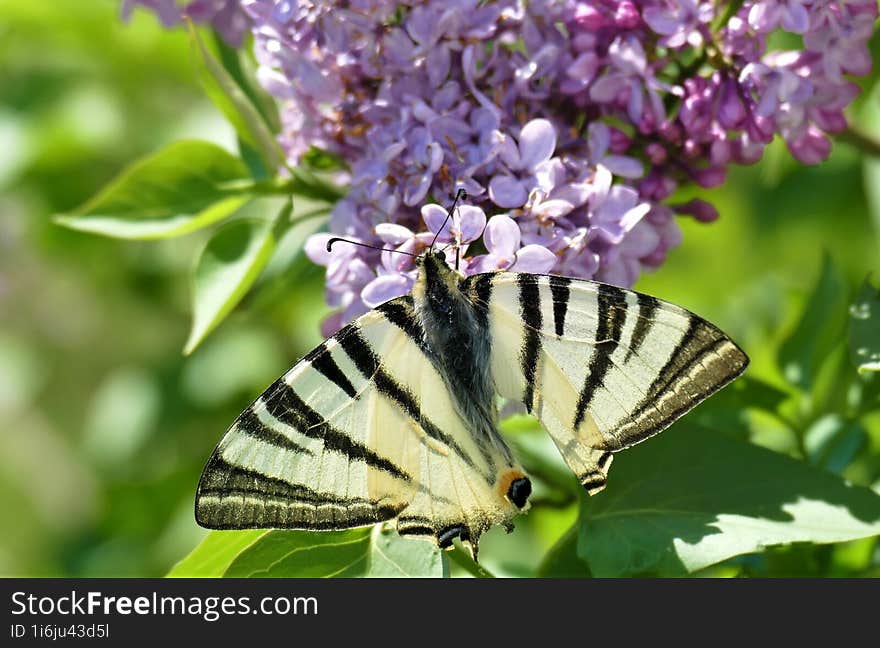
[195,196,749,558]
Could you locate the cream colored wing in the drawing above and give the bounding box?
[467,272,748,494]
[195,296,526,551]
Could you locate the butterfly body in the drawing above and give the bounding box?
[413,252,516,470]
[196,250,748,557]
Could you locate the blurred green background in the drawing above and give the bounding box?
[1,1,879,577]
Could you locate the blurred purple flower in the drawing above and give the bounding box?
[121,0,249,46]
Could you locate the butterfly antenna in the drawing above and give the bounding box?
[326,237,419,258]
[429,188,467,252]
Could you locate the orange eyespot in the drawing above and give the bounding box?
[497,469,531,508]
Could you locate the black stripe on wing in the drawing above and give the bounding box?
[614,317,749,447]
[636,318,745,415]
[304,342,358,398]
[262,377,413,482]
[236,407,314,456]
[573,283,629,430]
[624,293,659,363]
[467,273,494,328]
[335,325,488,480]
[548,275,572,337]
[517,274,542,413]
[375,297,429,355]
[196,454,406,530]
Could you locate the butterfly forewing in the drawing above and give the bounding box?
[196,297,524,547]
[471,272,748,492]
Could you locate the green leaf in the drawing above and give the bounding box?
[778,255,849,389]
[369,526,446,577]
[187,22,284,172]
[849,276,880,374]
[211,30,281,136]
[167,530,268,577]
[220,526,443,578]
[537,525,591,577]
[804,414,867,475]
[55,140,252,239]
[691,376,792,436]
[184,213,280,354]
[577,425,880,577]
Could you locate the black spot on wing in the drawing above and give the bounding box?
[548,275,572,337]
[262,377,412,483]
[518,274,542,413]
[573,283,629,430]
[304,342,357,398]
[507,477,532,509]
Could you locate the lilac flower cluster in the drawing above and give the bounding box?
[127,1,878,333]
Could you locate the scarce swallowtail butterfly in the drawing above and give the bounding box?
[195,195,749,558]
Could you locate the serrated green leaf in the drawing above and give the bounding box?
[849,276,880,373]
[55,140,252,239]
[188,22,284,171]
[167,530,268,577]
[184,215,279,354]
[778,255,849,389]
[217,526,443,578]
[577,425,880,577]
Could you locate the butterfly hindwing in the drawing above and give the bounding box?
[195,296,525,549]
[469,272,749,493]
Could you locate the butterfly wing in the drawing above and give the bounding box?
[467,272,748,493]
[196,296,525,549]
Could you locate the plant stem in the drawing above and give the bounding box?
[838,128,880,159]
[713,0,747,32]
[446,544,495,578]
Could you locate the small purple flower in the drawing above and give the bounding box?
[358,201,488,308]
[421,203,487,251]
[740,57,813,119]
[586,122,643,179]
[589,35,678,129]
[748,0,810,35]
[469,215,557,275]
[590,174,652,245]
[489,119,558,209]
[643,0,714,49]
[121,0,250,46]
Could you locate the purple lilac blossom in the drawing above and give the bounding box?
[121,0,250,46]
[124,1,878,330]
